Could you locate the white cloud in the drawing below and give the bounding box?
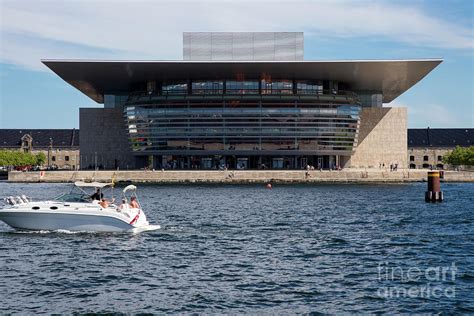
[0,0,473,71]
[390,101,472,128]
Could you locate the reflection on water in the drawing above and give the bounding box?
[0,182,473,313]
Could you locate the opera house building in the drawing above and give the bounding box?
[43,32,442,170]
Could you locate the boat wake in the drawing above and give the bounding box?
[7,229,89,235]
[4,225,161,235]
[132,224,161,234]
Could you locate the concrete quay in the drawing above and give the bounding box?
[7,169,474,184]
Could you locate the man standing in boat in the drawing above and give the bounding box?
[90,188,103,201]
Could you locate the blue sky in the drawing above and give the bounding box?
[0,0,473,129]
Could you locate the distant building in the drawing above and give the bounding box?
[0,129,80,169]
[407,128,473,169]
[42,32,442,170]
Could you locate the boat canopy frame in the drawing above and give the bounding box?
[53,181,115,202]
[74,181,114,188]
[121,185,142,209]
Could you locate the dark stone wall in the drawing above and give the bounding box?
[79,108,135,170]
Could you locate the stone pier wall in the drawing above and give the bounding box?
[8,170,474,183]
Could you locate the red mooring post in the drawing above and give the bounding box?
[425,171,443,202]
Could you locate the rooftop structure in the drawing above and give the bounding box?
[183,32,304,61]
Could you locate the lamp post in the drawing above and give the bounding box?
[47,138,53,169]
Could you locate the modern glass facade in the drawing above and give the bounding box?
[125,79,360,169]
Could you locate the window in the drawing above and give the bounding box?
[409,163,416,169]
[261,79,293,95]
[162,82,187,95]
[192,81,223,95]
[297,80,323,95]
[65,156,70,161]
[422,163,430,168]
[437,155,443,161]
[52,156,56,162]
[226,80,259,94]
[410,155,415,162]
[423,155,429,161]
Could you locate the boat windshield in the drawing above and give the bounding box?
[54,193,92,203]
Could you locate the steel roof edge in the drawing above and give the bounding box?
[42,58,443,63]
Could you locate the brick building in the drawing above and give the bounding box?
[0,129,80,169]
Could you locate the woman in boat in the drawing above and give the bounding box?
[129,196,140,209]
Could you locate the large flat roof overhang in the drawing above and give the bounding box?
[42,59,442,104]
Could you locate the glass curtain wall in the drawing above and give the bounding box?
[125,103,360,153]
[124,78,361,169]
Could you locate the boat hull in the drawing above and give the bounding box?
[0,211,135,232]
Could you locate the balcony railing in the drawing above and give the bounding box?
[126,89,360,104]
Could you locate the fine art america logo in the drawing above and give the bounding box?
[377,262,457,299]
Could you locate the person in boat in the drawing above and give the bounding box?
[91,188,103,201]
[118,199,129,212]
[99,198,109,208]
[129,196,140,209]
[99,197,116,208]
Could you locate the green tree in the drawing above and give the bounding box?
[0,151,8,166]
[443,146,474,166]
[35,152,47,166]
[0,150,45,167]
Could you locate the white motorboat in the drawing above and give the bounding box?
[0,182,159,233]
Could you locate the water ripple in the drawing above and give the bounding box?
[0,182,473,313]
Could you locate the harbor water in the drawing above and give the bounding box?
[0,182,473,313]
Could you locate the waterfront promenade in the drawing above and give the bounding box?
[8,169,474,183]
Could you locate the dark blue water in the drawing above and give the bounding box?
[0,182,473,314]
